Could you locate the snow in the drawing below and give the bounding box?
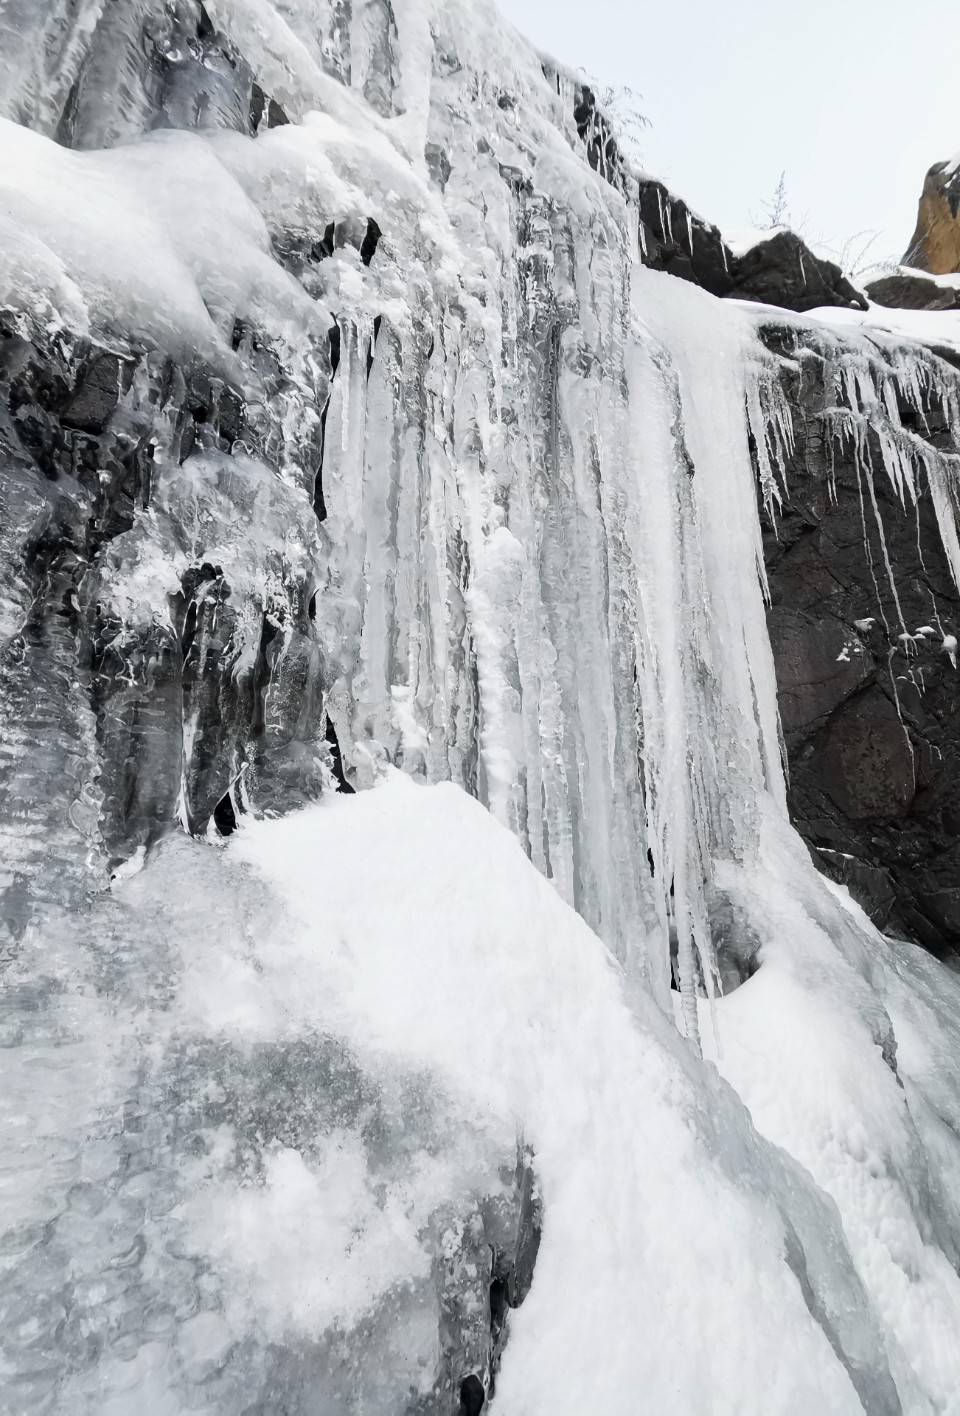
[1,769,923,1413]
[0,119,330,371]
[701,811,960,1412]
[814,299,960,357]
[220,775,904,1415]
[890,265,960,291]
[4,771,955,1411]
[724,223,790,258]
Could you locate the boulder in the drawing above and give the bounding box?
[726,230,868,314]
[866,270,960,312]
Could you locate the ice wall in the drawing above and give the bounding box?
[3,0,960,1033]
[4,1,960,1411]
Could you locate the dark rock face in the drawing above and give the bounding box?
[866,271,960,313]
[768,606,873,736]
[727,230,868,315]
[0,310,334,942]
[758,324,960,959]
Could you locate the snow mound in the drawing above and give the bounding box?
[8,771,960,1412]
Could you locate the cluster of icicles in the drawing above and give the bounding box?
[647,317,960,1052]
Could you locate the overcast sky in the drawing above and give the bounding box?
[499,0,958,266]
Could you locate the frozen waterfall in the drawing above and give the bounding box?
[3,1,960,1413]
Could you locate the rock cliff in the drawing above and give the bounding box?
[903,153,960,275]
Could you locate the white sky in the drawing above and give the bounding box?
[498,0,959,264]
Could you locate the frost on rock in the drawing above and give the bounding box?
[3,1,960,1413]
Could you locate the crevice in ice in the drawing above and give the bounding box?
[312,452,327,522]
[213,788,238,836]
[179,563,224,664]
[328,323,342,377]
[312,322,343,525]
[197,3,216,42]
[359,217,382,268]
[312,221,337,263]
[249,613,280,739]
[366,313,381,380]
[459,1374,485,1414]
[324,714,355,794]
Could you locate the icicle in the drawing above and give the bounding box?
[627,270,789,1041]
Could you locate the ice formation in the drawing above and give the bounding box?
[2,1,960,1412]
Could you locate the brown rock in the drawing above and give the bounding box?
[903,157,960,275]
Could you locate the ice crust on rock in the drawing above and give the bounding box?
[3,1,960,1412]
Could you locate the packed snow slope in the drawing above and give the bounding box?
[6,770,960,1415]
[3,1,960,1413]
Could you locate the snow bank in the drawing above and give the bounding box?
[0,119,328,369]
[813,299,960,356]
[6,769,960,1411]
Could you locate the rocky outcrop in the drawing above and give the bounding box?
[726,229,868,314]
[866,269,960,312]
[903,155,960,275]
[0,309,338,921]
[758,323,960,959]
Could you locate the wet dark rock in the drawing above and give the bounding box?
[812,687,917,820]
[459,1375,485,1414]
[266,97,290,129]
[768,606,873,735]
[0,314,329,895]
[324,716,355,794]
[759,324,960,959]
[430,1146,541,1411]
[61,352,131,434]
